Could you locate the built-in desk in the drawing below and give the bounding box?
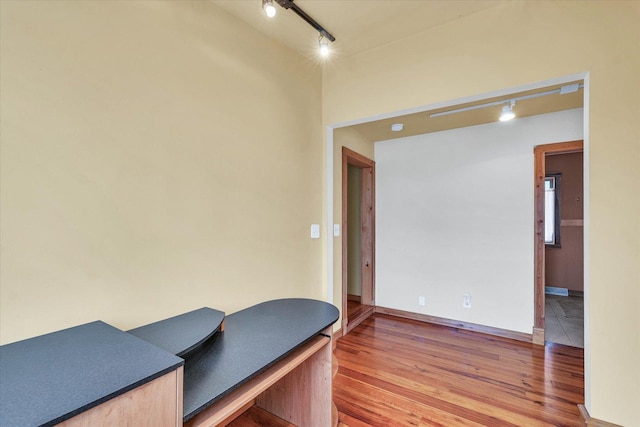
[0,298,338,427]
[0,321,183,427]
[183,299,339,427]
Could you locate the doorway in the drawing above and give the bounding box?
[342,147,375,334]
[533,140,584,347]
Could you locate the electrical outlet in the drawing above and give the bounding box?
[418,296,426,306]
[463,293,471,308]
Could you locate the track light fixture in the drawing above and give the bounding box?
[263,0,336,56]
[262,0,276,18]
[319,35,329,57]
[429,83,583,122]
[499,101,516,122]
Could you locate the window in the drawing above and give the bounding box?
[544,174,561,246]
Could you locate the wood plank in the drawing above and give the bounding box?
[347,300,372,320]
[578,404,623,427]
[215,401,256,427]
[360,165,375,307]
[176,366,184,427]
[227,406,295,427]
[257,327,332,426]
[333,328,343,347]
[334,314,584,427]
[346,302,374,334]
[375,306,532,342]
[342,147,376,333]
[347,294,362,303]
[533,144,547,332]
[561,219,584,227]
[339,317,583,383]
[186,336,330,427]
[534,140,584,155]
[342,147,350,334]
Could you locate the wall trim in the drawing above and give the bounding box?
[347,294,361,303]
[532,327,545,345]
[332,328,343,350]
[578,404,623,427]
[375,306,533,343]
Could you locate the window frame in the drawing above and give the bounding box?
[544,173,562,248]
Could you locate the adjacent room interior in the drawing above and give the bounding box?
[544,150,585,348]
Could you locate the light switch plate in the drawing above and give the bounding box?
[333,224,340,236]
[311,224,320,239]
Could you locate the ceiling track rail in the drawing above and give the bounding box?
[430,84,584,118]
[275,0,336,42]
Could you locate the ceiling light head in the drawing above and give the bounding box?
[499,101,516,122]
[262,0,276,18]
[319,35,330,57]
[318,34,329,56]
[390,123,404,132]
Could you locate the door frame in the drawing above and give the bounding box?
[532,140,583,344]
[342,147,375,334]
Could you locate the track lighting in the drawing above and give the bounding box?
[319,36,329,57]
[499,101,516,122]
[429,84,583,122]
[262,0,276,18]
[262,0,335,57]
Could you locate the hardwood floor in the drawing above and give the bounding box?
[333,314,584,427]
[347,300,374,321]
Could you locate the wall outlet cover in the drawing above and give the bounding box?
[463,293,471,308]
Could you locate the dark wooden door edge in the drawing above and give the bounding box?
[342,147,376,335]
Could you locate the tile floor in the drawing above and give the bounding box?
[545,294,584,348]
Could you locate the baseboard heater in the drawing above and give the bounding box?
[545,286,569,296]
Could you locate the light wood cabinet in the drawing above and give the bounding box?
[57,367,183,427]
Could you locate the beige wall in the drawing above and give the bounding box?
[0,1,323,344]
[332,127,374,327]
[323,2,640,425]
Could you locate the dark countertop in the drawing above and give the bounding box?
[0,321,183,427]
[128,307,225,357]
[182,298,339,422]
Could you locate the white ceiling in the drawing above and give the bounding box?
[212,0,502,58]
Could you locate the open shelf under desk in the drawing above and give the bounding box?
[228,406,295,427]
[185,332,332,427]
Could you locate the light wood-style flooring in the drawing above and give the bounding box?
[334,314,584,427]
